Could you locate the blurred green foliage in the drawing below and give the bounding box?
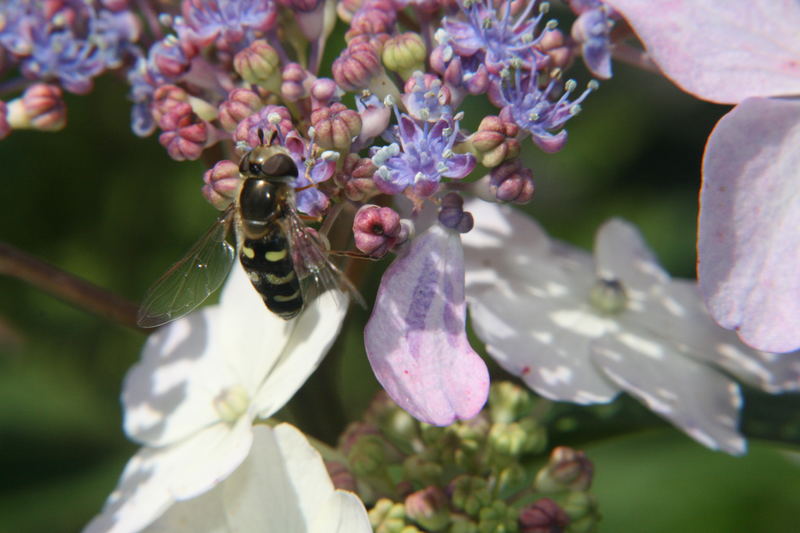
[1,59,798,533]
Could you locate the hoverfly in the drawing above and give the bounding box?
[136,139,355,328]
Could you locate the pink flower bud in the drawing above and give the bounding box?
[336,0,364,22]
[158,106,209,161]
[353,205,402,258]
[311,102,362,151]
[0,101,10,140]
[535,447,594,492]
[202,159,241,209]
[519,498,570,533]
[471,115,520,167]
[9,84,67,131]
[218,88,265,131]
[280,62,315,102]
[325,461,357,492]
[336,154,378,201]
[150,37,192,78]
[310,78,341,108]
[348,32,391,55]
[438,192,474,233]
[538,28,573,71]
[151,84,189,126]
[345,9,395,41]
[332,42,381,91]
[490,159,534,204]
[404,486,450,531]
[233,40,281,87]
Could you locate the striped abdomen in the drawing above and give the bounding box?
[239,227,303,320]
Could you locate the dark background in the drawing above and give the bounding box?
[1,54,799,532]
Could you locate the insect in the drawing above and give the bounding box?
[136,141,355,327]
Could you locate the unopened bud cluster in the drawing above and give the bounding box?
[333,382,600,533]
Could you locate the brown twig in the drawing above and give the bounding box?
[0,242,147,333]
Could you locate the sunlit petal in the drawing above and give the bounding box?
[605,0,800,103]
[699,97,800,352]
[365,223,490,426]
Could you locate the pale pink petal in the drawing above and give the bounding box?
[364,224,490,426]
[463,202,621,403]
[698,97,800,353]
[605,0,800,103]
[591,334,746,455]
[123,307,234,447]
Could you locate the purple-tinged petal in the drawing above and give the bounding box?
[605,0,800,104]
[440,152,476,179]
[364,224,489,426]
[698,97,800,353]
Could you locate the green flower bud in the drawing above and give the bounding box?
[367,392,420,450]
[347,434,387,478]
[495,464,527,496]
[234,40,281,90]
[560,491,596,522]
[567,512,599,533]
[477,501,517,533]
[403,455,444,486]
[450,476,491,518]
[370,498,408,533]
[450,516,480,533]
[405,486,451,531]
[488,419,546,458]
[534,447,593,493]
[382,32,426,79]
[489,382,535,423]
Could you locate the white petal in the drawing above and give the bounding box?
[462,200,550,287]
[464,202,620,403]
[252,289,348,418]
[594,218,669,291]
[223,424,339,532]
[218,262,297,394]
[591,334,746,455]
[310,491,372,533]
[168,417,254,500]
[657,280,800,393]
[123,306,234,447]
[83,448,175,533]
[142,485,229,533]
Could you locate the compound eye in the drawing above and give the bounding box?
[261,153,298,178]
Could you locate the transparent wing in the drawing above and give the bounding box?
[282,209,365,312]
[137,207,236,328]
